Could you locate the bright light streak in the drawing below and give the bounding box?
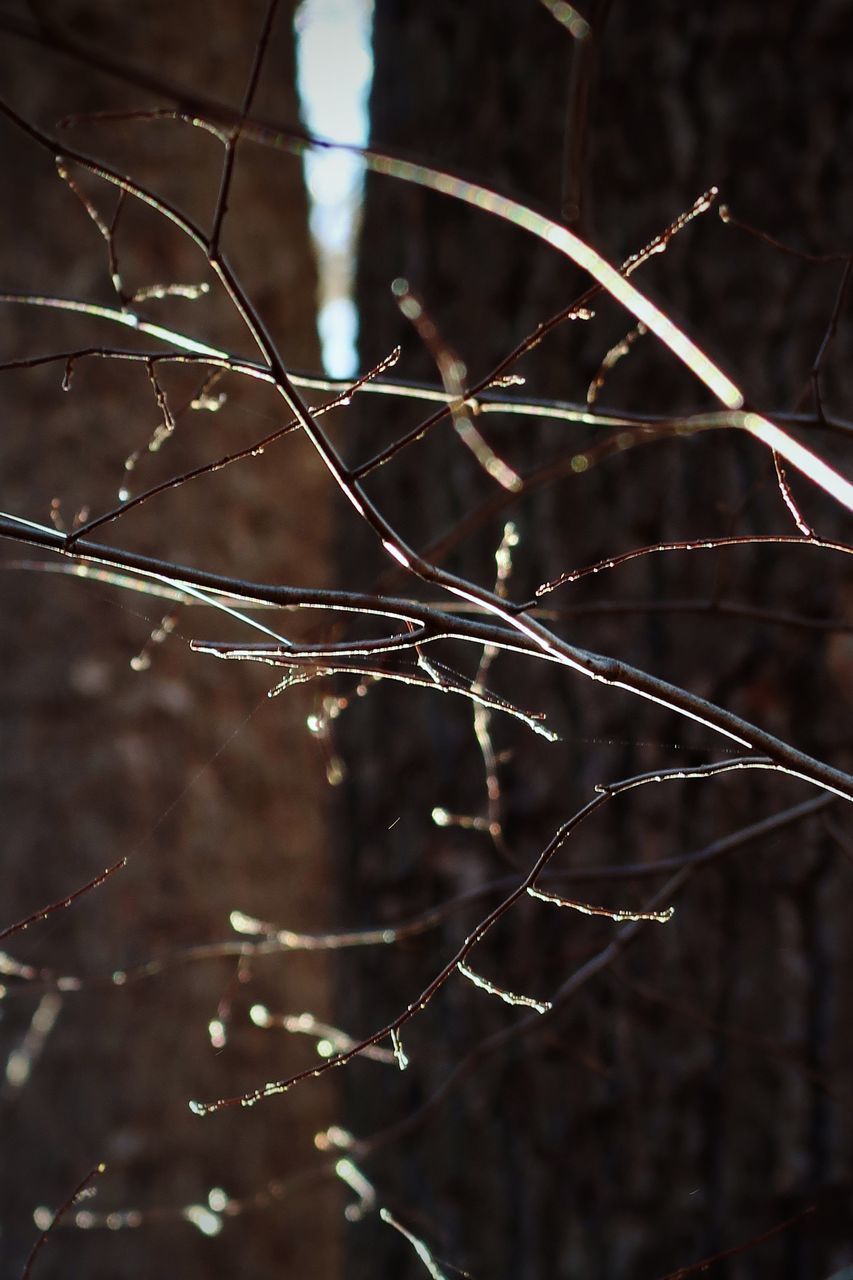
[741,411,853,513]
[295,0,375,378]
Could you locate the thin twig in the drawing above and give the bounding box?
[393,279,522,491]
[1,794,833,999]
[208,0,280,257]
[718,203,852,265]
[653,1202,817,1280]
[7,87,848,507]
[23,1163,105,1280]
[534,533,853,598]
[64,347,399,546]
[2,512,851,800]
[3,303,851,438]
[807,258,852,425]
[55,161,127,303]
[0,860,125,943]
[188,758,796,1114]
[352,793,829,1163]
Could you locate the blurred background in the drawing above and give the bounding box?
[0,2,851,1278]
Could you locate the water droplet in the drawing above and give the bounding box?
[326,757,346,786]
[184,1205,222,1236]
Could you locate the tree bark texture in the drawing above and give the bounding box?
[338,3,852,1277]
[0,5,341,1278]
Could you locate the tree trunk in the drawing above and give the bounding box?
[0,5,341,1277]
[339,3,853,1276]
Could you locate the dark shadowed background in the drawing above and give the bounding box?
[1,3,851,1279]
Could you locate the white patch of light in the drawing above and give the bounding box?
[318,297,358,377]
[295,0,375,379]
[183,1204,223,1237]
